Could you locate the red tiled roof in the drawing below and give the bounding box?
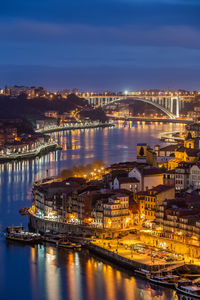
[160,144,180,152]
[118,177,139,184]
[142,168,165,176]
[150,184,174,194]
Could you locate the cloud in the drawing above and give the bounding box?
[0,20,200,50]
[0,0,200,90]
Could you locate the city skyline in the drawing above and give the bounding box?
[0,0,200,90]
[2,1,200,300]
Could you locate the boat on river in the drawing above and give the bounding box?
[176,285,200,299]
[148,274,180,288]
[6,232,43,244]
[134,268,150,278]
[6,225,24,233]
[43,234,82,249]
[5,226,43,244]
[66,234,92,243]
[58,241,82,249]
[43,234,66,244]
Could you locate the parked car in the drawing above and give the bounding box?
[129,230,137,234]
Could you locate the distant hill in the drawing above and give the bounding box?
[0,94,108,122]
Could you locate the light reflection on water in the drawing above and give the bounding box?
[23,245,178,300]
[0,122,185,300]
[1,241,179,300]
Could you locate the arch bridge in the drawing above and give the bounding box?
[86,95,182,119]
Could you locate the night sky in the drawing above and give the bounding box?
[0,0,200,91]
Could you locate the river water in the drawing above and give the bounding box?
[0,121,185,300]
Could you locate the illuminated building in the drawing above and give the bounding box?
[163,170,175,186]
[134,185,175,222]
[128,167,165,191]
[0,125,17,146]
[113,177,140,192]
[186,121,200,138]
[189,164,200,189]
[136,143,157,166]
[103,194,130,229]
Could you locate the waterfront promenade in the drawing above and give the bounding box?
[28,212,187,270]
[36,120,114,134]
[92,238,178,266]
[160,130,185,142]
[107,115,191,124]
[28,210,185,272]
[0,141,61,162]
[0,113,189,300]
[28,209,200,272]
[87,239,185,273]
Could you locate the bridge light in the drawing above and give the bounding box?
[124,90,128,96]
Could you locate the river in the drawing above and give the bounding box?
[0,121,185,300]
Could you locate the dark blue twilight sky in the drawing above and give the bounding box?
[0,0,200,91]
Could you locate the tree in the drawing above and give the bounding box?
[139,146,144,156]
[59,169,73,180]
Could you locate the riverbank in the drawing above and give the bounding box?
[28,212,133,239]
[28,213,195,273]
[0,122,186,300]
[36,121,114,134]
[86,242,185,273]
[0,142,61,163]
[108,116,191,124]
[160,131,185,142]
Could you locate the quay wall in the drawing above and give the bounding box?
[109,117,191,124]
[29,214,200,273]
[37,122,114,134]
[28,213,125,239]
[29,213,97,236]
[86,243,179,272]
[0,143,61,163]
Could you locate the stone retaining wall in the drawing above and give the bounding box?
[87,243,175,272]
[28,213,127,238]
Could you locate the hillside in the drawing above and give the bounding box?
[0,94,108,122]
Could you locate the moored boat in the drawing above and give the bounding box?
[57,241,82,249]
[176,285,200,299]
[43,233,67,244]
[6,232,43,244]
[148,274,179,288]
[6,225,24,233]
[134,268,150,278]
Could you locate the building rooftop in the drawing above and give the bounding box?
[165,170,175,174]
[118,177,139,184]
[109,193,129,201]
[142,167,165,176]
[159,144,179,152]
[150,184,174,194]
[176,146,200,156]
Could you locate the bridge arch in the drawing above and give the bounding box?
[102,97,176,119]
